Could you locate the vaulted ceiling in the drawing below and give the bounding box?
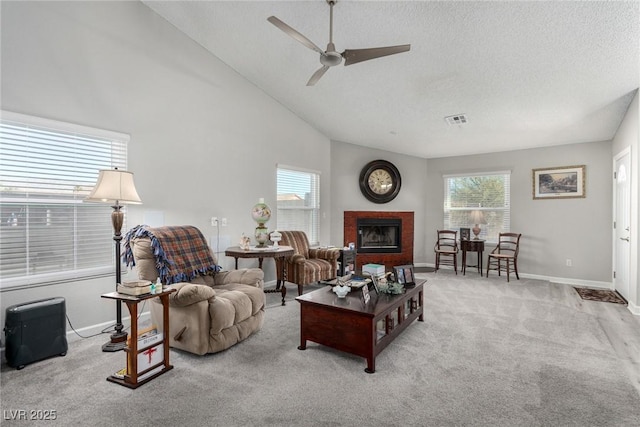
[143,1,639,158]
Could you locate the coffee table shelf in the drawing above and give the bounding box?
[296,280,425,373]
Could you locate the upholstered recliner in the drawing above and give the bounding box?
[124,225,265,355]
[274,230,340,295]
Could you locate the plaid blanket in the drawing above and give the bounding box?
[123,225,220,285]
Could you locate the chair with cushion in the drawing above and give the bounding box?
[486,232,522,282]
[123,225,265,355]
[434,230,459,274]
[274,230,340,295]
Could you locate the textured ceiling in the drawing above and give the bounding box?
[142,1,639,159]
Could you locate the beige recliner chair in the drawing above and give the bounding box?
[124,225,265,355]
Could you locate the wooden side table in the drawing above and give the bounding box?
[102,288,175,389]
[461,239,485,276]
[225,245,294,305]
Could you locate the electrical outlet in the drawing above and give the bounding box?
[566,259,572,267]
[211,217,218,227]
[221,218,228,227]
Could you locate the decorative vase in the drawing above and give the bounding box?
[270,230,282,248]
[251,198,272,248]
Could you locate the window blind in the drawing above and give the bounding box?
[443,171,511,241]
[276,165,320,246]
[0,111,129,288]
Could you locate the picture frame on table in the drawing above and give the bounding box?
[532,165,585,200]
[394,264,415,287]
[368,274,380,295]
[361,285,371,305]
[460,227,471,241]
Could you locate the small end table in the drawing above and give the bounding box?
[461,239,485,276]
[225,245,294,305]
[102,288,176,389]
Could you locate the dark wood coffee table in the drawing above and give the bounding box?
[295,280,425,373]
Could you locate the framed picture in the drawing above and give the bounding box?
[460,227,471,241]
[532,165,585,199]
[361,285,371,304]
[368,274,380,295]
[394,264,415,286]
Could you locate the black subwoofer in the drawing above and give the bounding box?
[4,297,68,370]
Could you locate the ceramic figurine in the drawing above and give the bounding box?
[239,233,251,250]
[332,284,350,298]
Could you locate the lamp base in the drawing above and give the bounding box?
[472,224,481,239]
[101,331,128,352]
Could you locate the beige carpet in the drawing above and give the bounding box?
[1,272,639,426]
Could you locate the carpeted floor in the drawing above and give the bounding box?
[573,287,627,304]
[1,272,639,426]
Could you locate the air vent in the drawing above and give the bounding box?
[445,114,468,125]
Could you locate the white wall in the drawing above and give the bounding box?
[2,0,637,340]
[425,141,613,286]
[329,141,430,264]
[612,91,639,313]
[1,1,332,334]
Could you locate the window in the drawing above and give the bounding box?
[276,165,320,246]
[0,111,129,288]
[443,171,511,241]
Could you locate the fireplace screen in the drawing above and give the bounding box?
[357,218,401,253]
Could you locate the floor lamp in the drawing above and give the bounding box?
[86,168,142,352]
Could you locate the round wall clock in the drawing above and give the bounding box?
[359,160,402,204]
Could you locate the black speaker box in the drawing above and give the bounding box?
[4,297,68,370]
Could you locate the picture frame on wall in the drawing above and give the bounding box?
[532,165,585,199]
[460,227,471,241]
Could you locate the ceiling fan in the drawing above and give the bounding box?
[268,0,411,86]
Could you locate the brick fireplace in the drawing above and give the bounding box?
[344,211,414,271]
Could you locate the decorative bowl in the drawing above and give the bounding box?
[332,284,350,298]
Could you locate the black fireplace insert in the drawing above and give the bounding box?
[357,218,402,253]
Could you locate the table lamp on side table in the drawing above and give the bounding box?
[470,210,486,240]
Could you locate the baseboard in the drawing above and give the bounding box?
[65,311,151,343]
[422,263,613,288]
[520,273,613,290]
[627,300,640,315]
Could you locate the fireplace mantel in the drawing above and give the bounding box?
[344,211,414,271]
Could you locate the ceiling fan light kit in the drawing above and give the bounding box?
[268,0,411,86]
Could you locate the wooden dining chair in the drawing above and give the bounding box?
[434,230,459,274]
[486,232,522,282]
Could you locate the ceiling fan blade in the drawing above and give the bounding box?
[267,16,324,55]
[307,65,330,86]
[342,44,411,66]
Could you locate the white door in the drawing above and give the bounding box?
[614,150,631,300]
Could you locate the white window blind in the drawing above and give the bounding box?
[443,171,511,241]
[0,111,129,289]
[276,165,320,246]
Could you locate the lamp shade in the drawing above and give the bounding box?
[85,169,142,204]
[469,210,487,225]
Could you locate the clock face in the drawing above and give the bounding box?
[368,169,394,194]
[359,160,402,203]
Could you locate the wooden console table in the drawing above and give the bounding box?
[225,245,294,305]
[102,288,175,389]
[296,279,425,373]
[461,239,485,276]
